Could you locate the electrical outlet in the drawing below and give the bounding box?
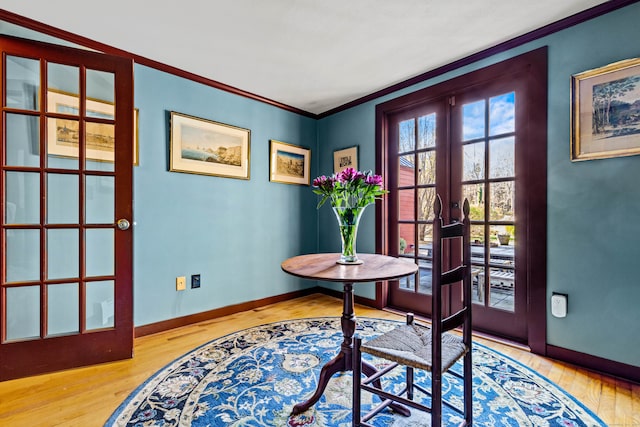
[176,276,186,291]
[551,293,567,318]
[191,274,201,289]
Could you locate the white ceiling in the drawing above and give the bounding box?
[1,0,609,115]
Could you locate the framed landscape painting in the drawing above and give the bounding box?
[170,112,250,179]
[571,58,640,161]
[269,140,310,185]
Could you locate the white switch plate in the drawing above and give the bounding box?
[551,293,567,318]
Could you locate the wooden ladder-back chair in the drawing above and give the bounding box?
[352,195,473,427]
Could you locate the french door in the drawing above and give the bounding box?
[0,36,134,380]
[376,49,547,346]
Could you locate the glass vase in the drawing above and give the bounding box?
[332,206,367,264]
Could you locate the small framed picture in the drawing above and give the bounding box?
[169,112,250,179]
[333,145,358,173]
[269,140,311,185]
[571,58,640,161]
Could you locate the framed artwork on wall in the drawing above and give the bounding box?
[333,145,358,173]
[169,112,250,179]
[269,139,311,185]
[571,58,640,161]
[46,90,139,165]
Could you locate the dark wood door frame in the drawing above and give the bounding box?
[375,47,548,355]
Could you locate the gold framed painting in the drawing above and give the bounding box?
[333,145,358,173]
[169,112,250,179]
[571,58,640,161]
[47,90,139,165]
[269,140,311,185]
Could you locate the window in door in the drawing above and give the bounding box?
[461,92,516,312]
[396,111,440,298]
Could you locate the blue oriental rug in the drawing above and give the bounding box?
[106,317,605,426]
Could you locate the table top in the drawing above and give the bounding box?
[281,253,418,283]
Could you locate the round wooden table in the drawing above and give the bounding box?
[281,253,418,416]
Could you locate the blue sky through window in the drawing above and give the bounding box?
[462,92,516,181]
[489,92,515,136]
[462,92,515,140]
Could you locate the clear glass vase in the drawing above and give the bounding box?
[332,205,367,264]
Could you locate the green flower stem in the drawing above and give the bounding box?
[333,206,366,263]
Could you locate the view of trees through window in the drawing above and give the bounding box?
[398,113,437,252]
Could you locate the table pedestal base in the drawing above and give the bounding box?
[290,352,411,417]
[290,282,410,418]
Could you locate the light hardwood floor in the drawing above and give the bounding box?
[0,293,638,426]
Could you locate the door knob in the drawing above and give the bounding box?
[117,219,130,230]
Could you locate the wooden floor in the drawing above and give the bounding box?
[0,293,638,426]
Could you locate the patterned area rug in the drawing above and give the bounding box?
[106,317,605,426]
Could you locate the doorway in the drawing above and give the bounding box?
[0,36,134,380]
[375,48,547,349]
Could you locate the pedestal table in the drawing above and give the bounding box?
[281,253,418,415]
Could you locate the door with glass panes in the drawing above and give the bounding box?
[0,36,134,380]
[382,65,541,343]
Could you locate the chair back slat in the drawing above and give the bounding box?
[442,307,467,332]
[440,265,468,286]
[440,222,464,239]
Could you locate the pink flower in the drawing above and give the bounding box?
[337,167,357,182]
[312,175,327,187]
[312,175,335,191]
[365,174,383,186]
[312,169,387,208]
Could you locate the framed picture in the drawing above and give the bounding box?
[571,58,640,161]
[170,112,250,179]
[46,90,139,165]
[269,140,311,185]
[333,145,358,173]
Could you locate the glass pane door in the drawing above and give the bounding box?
[380,50,547,347]
[0,35,134,380]
[451,81,528,341]
[388,99,447,315]
[460,92,516,311]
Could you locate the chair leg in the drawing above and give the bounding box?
[406,366,414,400]
[432,371,442,427]
[464,351,473,425]
[352,337,362,426]
[406,313,414,325]
[405,313,415,401]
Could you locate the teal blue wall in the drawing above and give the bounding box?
[318,3,640,367]
[3,3,639,367]
[132,65,318,326]
[0,22,320,327]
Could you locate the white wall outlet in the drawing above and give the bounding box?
[176,276,187,291]
[551,293,567,318]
